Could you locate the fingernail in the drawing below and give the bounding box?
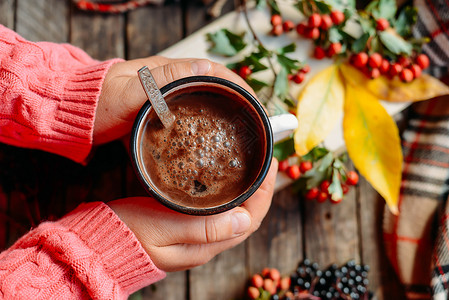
[191,60,211,75]
[231,212,251,235]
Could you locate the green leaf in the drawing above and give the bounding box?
[267,0,281,15]
[273,137,295,161]
[395,6,418,37]
[328,168,343,200]
[243,54,269,72]
[326,0,356,11]
[302,146,330,161]
[315,0,332,14]
[377,0,397,20]
[276,54,300,74]
[256,0,266,9]
[329,27,344,43]
[379,31,412,55]
[351,32,369,52]
[278,43,296,54]
[274,67,289,98]
[246,77,269,92]
[318,152,334,172]
[207,29,246,57]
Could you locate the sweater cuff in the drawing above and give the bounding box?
[58,202,166,296]
[33,58,124,163]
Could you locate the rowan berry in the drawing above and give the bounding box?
[368,53,382,68]
[286,165,301,180]
[269,268,281,282]
[409,64,422,78]
[238,65,252,79]
[280,276,291,290]
[282,20,295,32]
[271,24,283,36]
[278,159,289,172]
[314,46,326,59]
[320,14,333,30]
[271,14,282,26]
[308,13,322,28]
[388,63,403,77]
[330,10,345,25]
[379,59,390,74]
[327,42,342,57]
[305,27,320,39]
[300,64,310,73]
[317,191,329,203]
[248,286,260,300]
[296,23,307,36]
[251,274,264,288]
[341,183,349,194]
[263,278,277,295]
[376,18,390,31]
[399,69,414,82]
[352,52,368,68]
[330,196,342,204]
[299,161,313,173]
[368,68,380,79]
[346,171,359,185]
[320,180,331,192]
[398,56,411,67]
[292,72,305,84]
[416,53,430,69]
[261,267,271,277]
[305,187,319,200]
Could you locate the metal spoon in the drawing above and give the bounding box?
[138,66,175,128]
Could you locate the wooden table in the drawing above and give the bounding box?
[0,0,405,299]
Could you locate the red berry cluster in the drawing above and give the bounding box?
[304,171,358,204]
[247,267,292,300]
[295,11,346,59]
[270,14,295,36]
[278,159,313,181]
[287,64,310,84]
[350,52,430,82]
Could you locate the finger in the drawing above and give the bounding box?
[149,235,248,272]
[240,159,278,231]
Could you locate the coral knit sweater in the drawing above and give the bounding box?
[0,25,166,299]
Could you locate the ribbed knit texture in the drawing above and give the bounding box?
[0,202,166,299]
[0,24,123,163]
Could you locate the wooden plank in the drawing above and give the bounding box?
[358,176,406,299]
[184,0,236,36]
[247,187,303,275]
[70,7,125,60]
[0,0,15,29]
[189,243,247,300]
[126,2,183,59]
[15,0,69,42]
[303,166,360,268]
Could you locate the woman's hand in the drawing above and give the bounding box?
[108,159,278,272]
[93,56,250,145]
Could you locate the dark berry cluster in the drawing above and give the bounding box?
[290,259,371,300]
[246,259,371,300]
[350,52,430,82]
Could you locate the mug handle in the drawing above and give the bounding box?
[269,114,299,144]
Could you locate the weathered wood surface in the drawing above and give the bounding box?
[0,0,405,299]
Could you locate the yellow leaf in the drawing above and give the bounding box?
[343,82,402,215]
[340,63,449,102]
[294,65,345,156]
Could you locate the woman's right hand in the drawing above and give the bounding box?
[108,159,277,272]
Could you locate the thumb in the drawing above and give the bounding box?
[125,59,214,113]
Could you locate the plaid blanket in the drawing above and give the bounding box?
[383,0,449,299]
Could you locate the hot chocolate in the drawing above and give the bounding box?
[140,86,266,208]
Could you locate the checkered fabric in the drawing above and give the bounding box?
[383,0,449,299]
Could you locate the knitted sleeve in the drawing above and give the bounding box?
[0,24,123,163]
[0,202,166,299]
